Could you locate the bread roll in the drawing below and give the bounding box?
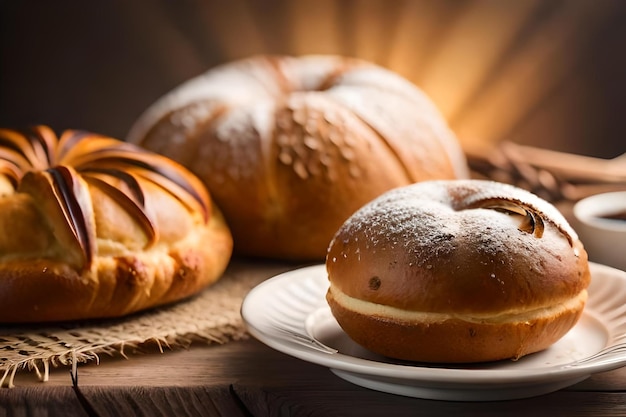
[127,55,468,260]
[0,126,232,323]
[326,180,590,363]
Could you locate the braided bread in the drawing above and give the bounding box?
[0,126,232,323]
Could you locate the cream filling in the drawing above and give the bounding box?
[329,283,588,325]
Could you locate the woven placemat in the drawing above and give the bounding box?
[0,259,300,388]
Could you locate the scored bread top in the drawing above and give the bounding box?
[126,55,469,260]
[0,125,211,271]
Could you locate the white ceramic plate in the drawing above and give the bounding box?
[241,263,626,401]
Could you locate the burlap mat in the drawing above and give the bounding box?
[0,259,302,388]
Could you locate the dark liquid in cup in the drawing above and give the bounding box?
[597,210,626,221]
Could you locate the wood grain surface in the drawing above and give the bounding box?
[2,338,626,417]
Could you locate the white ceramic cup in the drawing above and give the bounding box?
[572,191,626,271]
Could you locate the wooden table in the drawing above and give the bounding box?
[1,334,625,417]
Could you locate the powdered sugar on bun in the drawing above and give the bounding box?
[326,179,590,363]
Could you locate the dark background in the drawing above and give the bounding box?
[1,0,625,159]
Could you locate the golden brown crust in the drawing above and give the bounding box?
[0,126,233,323]
[127,54,468,260]
[0,207,231,323]
[327,289,586,363]
[326,179,591,362]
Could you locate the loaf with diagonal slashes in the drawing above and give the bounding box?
[0,126,232,323]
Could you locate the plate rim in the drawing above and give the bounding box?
[242,262,626,387]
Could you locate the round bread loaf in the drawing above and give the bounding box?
[0,126,233,323]
[127,55,468,260]
[326,180,590,363]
